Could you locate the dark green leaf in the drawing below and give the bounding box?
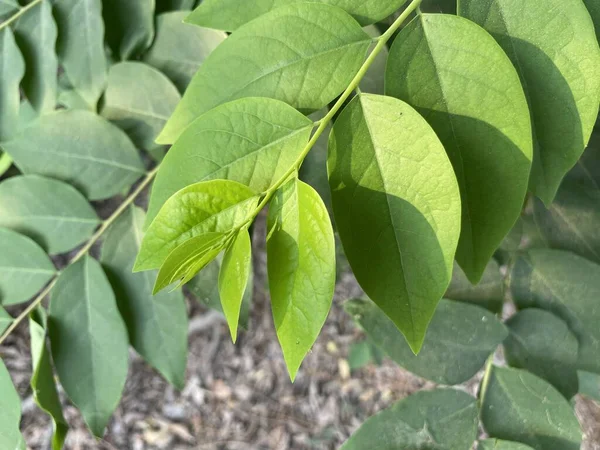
[147,97,313,226]
[504,309,579,399]
[481,366,581,450]
[345,298,506,385]
[49,256,129,437]
[478,440,534,450]
[459,0,600,205]
[584,0,600,38]
[0,227,55,305]
[0,175,99,254]
[267,178,335,380]
[143,11,226,92]
[0,307,11,335]
[386,13,533,283]
[341,388,478,450]
[578,371,600,402]
[0,27,24,141]
[328,93,461,352]
[359,26,387,95]
[102,0,154,60]
[158,3,371,143]
[3,110,146,200]
[0,0,19,18]
[156,0,196,11]
[101,206,188,389]
[0,359,25,450]
[445,260,504,313]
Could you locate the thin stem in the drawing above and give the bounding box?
[0,0,43,30]
[0,167,159,345]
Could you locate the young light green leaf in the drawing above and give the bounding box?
[102,0,155,60]
[341,388,478,450]
[219,229,252,343]
[29,308,68,450]
[0,151,11,176]
[101,206,188,389]
[158,3,372,144]
[481,366,581,449]
[0,27,25,141]
[186,0,408,30]
[0,307,11,335]
[3,110,146,200]
[49,256,129,437]
[267,178,335,381]
[459,0,600,205]
[0,359,25,450]
[328,93,461,353]
[345,298,507,385]
[578,371,600,402]
[100,62,181,153]
[504,309,579,399]
[511,249,600,374]
[54,0,107,108]
[137,179,258,271]
[445,260,504,313]
[147,97,313,225]
[0,227,55,306]
[386,14,533,283]
[584,0,600,38]
[0,175,99,254]
[478,440,534,450]
[143,11,226,92]
[13,0,58,113]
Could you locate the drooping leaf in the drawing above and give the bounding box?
[186,0,409,30]
[3,110,146,200]
[101,206,188,389]
[0,227,55,306]
[578,371,600,402]
[459,0,600,205]
[49,256,129,437]
[341,388,478,450]
[100,62,181,154]
[445,260,504,313]
[13,0,58,113]
[0,359,25,450]
[102,0,155,60]
[478,440,534,450]
[0,175,99,254]
[328,93,461,352]
[0,27,25,141]
[504,308,579,399]
[345,298,507,385]
[136,180,258,271]
[0,307,11,335]
[54,0,107,108]
[480,366,581,450]
[143,11,226,92]
[511,249,600,374]
[219,229,252,343]
[158,3,372,144]
[29,308,68,450]
[584,0,600,38]
[147,97,313,226]
[386,13,533,283]
[267,178,335,380]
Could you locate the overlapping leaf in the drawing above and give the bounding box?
[0,27,24,140]
[578,371,600,402]
[0,360,25,450]
[478,440,534,450]
[102,0,155,60]
[445,260,504,313]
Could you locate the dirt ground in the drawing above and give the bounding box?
[2,206,599,450]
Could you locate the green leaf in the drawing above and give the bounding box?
[358,26,387,95]
[143,11,226,92]
[0,227,55,306]
[0,175,99,254]
[345,298,507,385]
[0,307,11,335]
[219,229,252,343]
[0,0,19,18]
[0,151,11,176]
[420,0,456,14]
[102,0,155,60]
[578,371,600,402]
[3,110,146,200]
[584,0,600,38]
[0,27,25,141]
[328,93,461,352]
[100,62,181,153]
[386,14,533,283]
[480,366,581,449]
[158,3,372,144]
[100,206,188,389]
[147,98,312,226]
[478,440,534,450]
[156,0,196,11]
[504,308,579,399]
[137,179,258,271]
[186,0,409,30]
[29,308,68,450]
[341,388,479,450]
[0,359,25,450]
[49,256,129,437]
[511,249,600,374]
[54,0,107,108]
[445,260,504,313]
[13,0,58,113]
[267,178,335,381]
[459,0,600,205]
